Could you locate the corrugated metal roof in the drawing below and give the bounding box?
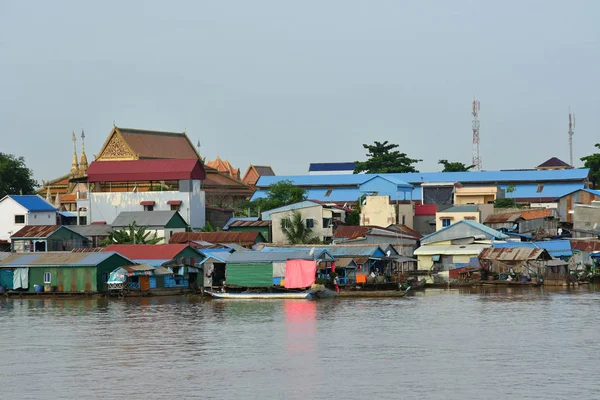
[309,162,356,172]
[479,247,550,261]
[11,225,60,238]
[485,209,553,223]
[68,225,113,237]
[0,251,131,267]
[103,244,195,260]
[170,231,265,245]
[228,220,271,228]
[87,158,205,182]
[492,240,572,257]
[5,195,57,212]
[256,169,590,188]
[199,252,231,264]
[555,188,600,200]
[219,243,250,252]
[131,259,171,267]
[413,244,490,256]
[260,245,383,258]
[112,211,183,227]
[223,217,259,230]
[421,220,507,245]
[442,205,478,213]
[226,250,318,263]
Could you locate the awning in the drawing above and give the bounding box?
[431,255,441,262]
[140,201,155,206]
[167,200,182,206]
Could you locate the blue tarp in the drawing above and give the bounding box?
[493,240,573,258]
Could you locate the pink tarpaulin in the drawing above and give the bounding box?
[284,260,317,289]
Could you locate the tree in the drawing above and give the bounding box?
[280,211,321,244]
[438,159,475,172]
[354,141,421,174]
[0,152,37,198]
[102,222,163,245]
[345,196,365,225]
[581,144,600,188]
[494,198,516,208]
[251,180,308,212]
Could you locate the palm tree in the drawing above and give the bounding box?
[102,221,163,245]
[280,212,321,244]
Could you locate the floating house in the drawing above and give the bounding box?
[484,209,558,237]
[111,210,189,244]
[10,225,90,252]
[0,195,58,242]
[107,264,174,294]
[0,252,133,293]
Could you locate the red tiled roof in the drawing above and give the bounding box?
[117,127,200,160]
[102,244,192,260]
[169,231,264,246]
[11,225,60,238]
[486,209,552,223]
[87,159,205,182]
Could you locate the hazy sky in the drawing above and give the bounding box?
[1,0,599,183]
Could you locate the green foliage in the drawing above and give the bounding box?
[200,221,216,232]
[354,141,421,174]
[246,180,308,214]
[280,211,321,244]
[581,144,600,188]
[345,196,365,225]
[438,159,475,172]
[0,152,37,198]
[102,222,163,245]
[494,198,517,208]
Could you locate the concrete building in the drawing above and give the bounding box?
[572,201,600,238]
[435,205,481,231]
[0,195,58,242]
[83,159,206,228]
[261,201,347,244]
[485,209,558,237]
[454,186,503,205]
[555,188,600,223]
[359,195,414,228]
[111,211,189,244]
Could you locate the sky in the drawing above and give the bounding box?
[1,0,599,184]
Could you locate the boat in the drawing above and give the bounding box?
[206,291,312,300]
[400,278,426,291]
[336,290,408,298]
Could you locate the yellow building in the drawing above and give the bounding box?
[435,205,480,231]
[454,186,501,205]
[360,195,414,228]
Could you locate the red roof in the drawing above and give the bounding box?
[415,204,437,216]
[169,231,265,246]
[102,244,192,259]
[333,226,369,240]
[486,209,552,223]
[140,201,155,206]
[11,225,60,238]
[537,157,572,169]
[167,200,182,205]
[87,159,205,182]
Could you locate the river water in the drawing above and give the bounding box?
[1,286,598,400]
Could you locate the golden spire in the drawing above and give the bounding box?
[71,131,79,175]
[79,129,88,174]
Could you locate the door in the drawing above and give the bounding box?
[139,276,150,291]
[0,269,14,289]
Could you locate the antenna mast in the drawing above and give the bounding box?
[472,99,482,171]
[568,110,575,167]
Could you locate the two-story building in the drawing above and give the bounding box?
[0,195,57,242]
[261,201,348,244]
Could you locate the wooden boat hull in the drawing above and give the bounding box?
[207,291,312,300]
[337,290,407,298]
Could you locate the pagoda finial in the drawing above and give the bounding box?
[79,129,88,174]
[71,131,79,175]
[46,186,52,203]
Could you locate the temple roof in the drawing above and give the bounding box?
[206,156,240,180]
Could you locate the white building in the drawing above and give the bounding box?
[79,159,206,228]
[261,200,347,244]
[111,210,189,244]
[0,195,58,241]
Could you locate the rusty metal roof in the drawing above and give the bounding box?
[169,231,265,245]
[0,251,132,267]
[228,220,271,228]
[485,209,553,224]
[10,225,60,238]
[478,247,551,261]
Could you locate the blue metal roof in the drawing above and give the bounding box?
[7,195,57,212]
[493,240,572,258]
[132,259,171,267]
[0,252,132,267]
[261,200,322,221]
[309,162,356,172]
[554,188,600,200]
[421,220,508,243]
[199,252,231,264]
[497,183,584,199]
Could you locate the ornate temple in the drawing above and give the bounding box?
[39,126,253,218]
[206,156,241,180]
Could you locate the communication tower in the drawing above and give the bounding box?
[569,111,575,167]
[472,100,482,171]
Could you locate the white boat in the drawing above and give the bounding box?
[207,291,312,300]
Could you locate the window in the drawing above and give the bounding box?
[43,272,52,284]
[170,230,174,238]
[306,218,314,228]
[282,218,290,229]
[325,189,333,197]
[144,205,154,211]
[442,218,451,227]
[537,184,544,193]
[170,204,180,211]
[323,218,332,228]
[14,215,25,224]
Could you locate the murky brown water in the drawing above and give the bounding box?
[1,286,599,399]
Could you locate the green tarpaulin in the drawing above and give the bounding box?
[226,263,273,287]
[0,269,14,289]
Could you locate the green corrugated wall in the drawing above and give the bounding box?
[29,267,97,292]
[226,263,273,287]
